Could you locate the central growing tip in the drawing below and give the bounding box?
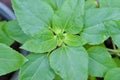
[55,32,66,46]
[57,33,65,40]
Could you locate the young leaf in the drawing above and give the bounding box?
[81,23,109,45]
[0,22,14,46]
[88,46,117,77]
[52,0,85,34]
[0,43,27,76]
[104,68,120,80]
[64,33,87,46]
[50,46,88,80]
[19,53,55,80]
[12,0,54,35]
[21,29,57,53]
[3,20,30,44]
[104,20,120,48]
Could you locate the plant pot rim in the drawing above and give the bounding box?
[0,2,16,21]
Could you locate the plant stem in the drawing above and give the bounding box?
[96,0,100,8]
[111,39,120,56]
[111,39,116,50]
[107,49,120,56]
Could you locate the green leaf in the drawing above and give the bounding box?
[50,46,88,80]
[104,20,120,48]
[81,23,109,45]
[12,0,54,35]
[44,0,64,10]
[85,0,97,10]
[19,53,55,80]
[21,29,57,53]
[0,43,27,76]
[3,20,30,44]
[83,8,120,45]
[52,0,85,34]
[104,68,120,80]
[0,22,14,46]
[113,57,120,67]
[99,0,120,8]
[64,33,87,46]
[88,46,117,77]
[98,0,109,7]
[54,75,63,80]
[85,8,120,27]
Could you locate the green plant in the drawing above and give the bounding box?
[0,21,27,76]
[0,0,120,80]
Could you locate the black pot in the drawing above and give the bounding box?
[0,2,15,21]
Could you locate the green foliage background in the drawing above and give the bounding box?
[0,0,120,80]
